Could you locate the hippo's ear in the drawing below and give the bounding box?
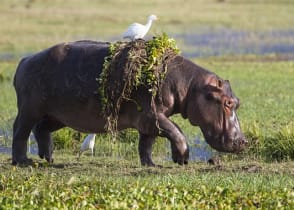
[216,79,223,89]
[207,77,223,91]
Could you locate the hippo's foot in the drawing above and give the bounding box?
[141,161,156,167]
[39,153,53,163]
[45,156,54,163]
[140,158,164,167]
[12,156,33,166]
[172,149,189,165]
[172,157,188,165]
[39,153,44,159]
[141,157,156,167]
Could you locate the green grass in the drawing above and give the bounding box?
[0,153,293,209]
[1,58,293,208]
[1,0,294,208]
[0,61,16,137]
[1,0,294,55]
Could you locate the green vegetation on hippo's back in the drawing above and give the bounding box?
[98,33,179,133]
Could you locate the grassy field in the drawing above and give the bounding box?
[1,0,294,56]
[1,56,293,209]
[0,0,294,209]
[0,153,293,209]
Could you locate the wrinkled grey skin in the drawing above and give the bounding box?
[12,40,247,166]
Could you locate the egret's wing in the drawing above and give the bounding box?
[122,23,144,38]
[80,134,92,151]
[89,140,95,149]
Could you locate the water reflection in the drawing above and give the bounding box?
[0,132,38,155]
[189,135,213,161]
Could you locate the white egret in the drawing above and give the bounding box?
[122,14,158,41]
[78,134,96,159]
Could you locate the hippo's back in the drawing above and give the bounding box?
[14,40,110,99]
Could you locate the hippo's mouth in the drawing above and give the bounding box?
[203,133,247,153]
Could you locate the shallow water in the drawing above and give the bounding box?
[1,133,212,161]
[0,145,11,155]
[189,135,213,161]
[175,28,294,58]
[0,133,38,155]
[2,28,294,61]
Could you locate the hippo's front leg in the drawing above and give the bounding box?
[158,113,189,165]
[138,133,156,166]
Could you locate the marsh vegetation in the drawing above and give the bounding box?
[0,0,293,208]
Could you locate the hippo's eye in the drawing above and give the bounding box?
[205,93,214,101]
[206,92,222,103]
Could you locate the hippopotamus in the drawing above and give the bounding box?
[12,40,247,166]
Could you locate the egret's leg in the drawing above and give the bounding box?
[77,151,82,161]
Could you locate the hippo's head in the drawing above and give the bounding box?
[186,75,247,153]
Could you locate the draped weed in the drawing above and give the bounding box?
[98,34,179,134]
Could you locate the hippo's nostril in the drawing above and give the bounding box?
[241,138,248,145]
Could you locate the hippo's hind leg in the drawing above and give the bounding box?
[138,133,156,166]
[12,112,40,165]
[32,116,64,163]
